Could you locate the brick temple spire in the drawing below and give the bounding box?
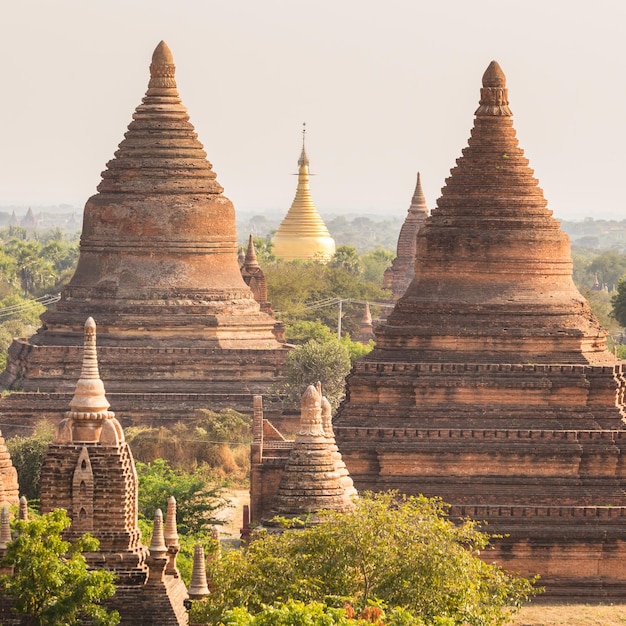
[335,61,626,598]
[383,172,429,301]
[376,61,611,367]
[0,41,288,433]
[271,125,336,261]
[241,235,269,310]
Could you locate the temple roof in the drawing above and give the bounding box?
[267,383,356,521]
[98,40,221,196]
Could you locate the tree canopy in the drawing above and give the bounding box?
[280,338,353,410]
[611,278,626,327]
[190,492,537,626]
[0,508,119,626]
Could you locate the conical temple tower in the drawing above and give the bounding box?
[335,62,626,598]
[383,172,429,301]
[271,126,335,261]
[0,42,288,430]
[265,383,356,524]
[240,234,273,315]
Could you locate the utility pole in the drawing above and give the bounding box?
[337,299,343,339]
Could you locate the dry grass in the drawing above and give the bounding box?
[508,604,626,625]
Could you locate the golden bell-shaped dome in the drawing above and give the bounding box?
[272,127,335,262]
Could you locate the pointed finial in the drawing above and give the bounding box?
[298,122,309,167]
[244,235,260,269]
[482,61,506,88]
[68,318,110,414]
[18,496,28,521]
[149,509,168,558]
[321,395,333,437]
[188,544,210,599]
[148,40,177,90]
[410,172,428,211]
[363,302,372,325]
[298,384,325,436]
[0,506,11,548]
[475,61,512,117]
[164,496,179,548]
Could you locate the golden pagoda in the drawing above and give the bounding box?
[271,126,335,261]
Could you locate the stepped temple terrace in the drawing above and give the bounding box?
[271,127,336,261]
[0,41,288,433]
[334,61,626,598]
[383,172,430,301]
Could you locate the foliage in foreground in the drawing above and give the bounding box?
[0,508,119,626]
[191,492,538,626]
[215,598,454,625]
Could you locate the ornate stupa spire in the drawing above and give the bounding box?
[243,234,260,270]
[271,125,336,261]
[18,496,28,521]
[240,234,275,316]
[53,318,123,445]
[383,172,429,301]
[358,302,374,343]
[376,61,611,367]
[188,544,210,599]
[0,506,11,550]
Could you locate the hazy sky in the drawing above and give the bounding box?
[3,0,626,221]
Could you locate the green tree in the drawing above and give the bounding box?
[0,509,119,626]
[361,249,394,284]
[588,250,626,291]
[285,320,337,345]
[281,338,352,410]
[136,458,230,534]
[191,492,537,626]
[211,599,441,625]
[611,278,626,327]
[330,245,363,275]
[6,421,55,504]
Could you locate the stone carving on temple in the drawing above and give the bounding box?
[335,61,626,598]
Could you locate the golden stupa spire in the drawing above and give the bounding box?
[271,125,336,262]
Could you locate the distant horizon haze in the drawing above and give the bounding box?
[3,1,626,222]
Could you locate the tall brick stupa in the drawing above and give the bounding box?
[335,61,626,597]
[0,41,288,431]
[383,172,429,301]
